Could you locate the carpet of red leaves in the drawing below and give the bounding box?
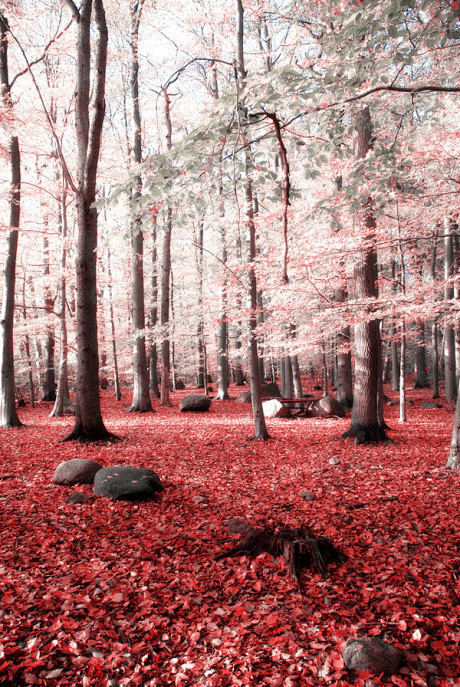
[1,382,460,687]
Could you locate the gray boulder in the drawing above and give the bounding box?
[343,636,403,675]
[94,465,163,500]
[179,394,212,412]
[306,395,345,418]
[53,458,103,486]
[262,399,292,419]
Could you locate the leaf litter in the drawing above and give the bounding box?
[0,384,459,686]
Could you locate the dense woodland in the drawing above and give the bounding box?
[0,0,459,448]
[1,1,460,682]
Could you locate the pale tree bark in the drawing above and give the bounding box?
[61,0,112,440]
[444,217,457,405]
[413,323,428,388]
[160,89,173,406]
[21,278,35,408]
[447,380,460,469]
[195,221,207,389]
[106,246,121,401]
[50,178,71,416]
[236,0,269,440]
[431,231,440,398]
[0,12,21,428]
[149,215,160,397]
[42,235,56,401]
[342,106,386,444]
[127,0,151,413]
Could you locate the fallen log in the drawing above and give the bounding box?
[216,523,347,583]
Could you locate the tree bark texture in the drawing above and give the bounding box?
[63,0,112,440]
[444,219,457,404]
[342,106,386,444]
[127,0,151,413]
[0,14,21,428]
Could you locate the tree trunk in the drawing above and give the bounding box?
[413,323,428,388]
[62,0,112,441]
[236,0,268,440]
[447,380,460,469]
[0,15,21,428]
[106,245,121,401]
[149,215,160,398]
[127,0,151,413]
[444,218,457,405]
[335,285,353,409]
[430,233,440,398]
[342,106,385,444]
[50,181,71,417]
[42,236,56,401]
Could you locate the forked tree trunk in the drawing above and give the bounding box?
[127,0,151,413]
[342,106,386,444]
[62,0,112,441]
[0,15,21,429]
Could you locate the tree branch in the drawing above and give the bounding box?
[60,0,80,22]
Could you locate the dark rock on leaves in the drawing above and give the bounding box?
[179,394,212,412]
[65,492,92,504]
[306,395,345,418]
[94,465,163,501]
[343,636,404,675]
[53,458,103,486]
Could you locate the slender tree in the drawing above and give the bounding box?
[236,0,269,440]
[0,11,22,428]
[127,0,151,413]
[160,89,173,407]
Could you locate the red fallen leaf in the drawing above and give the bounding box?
[111,592,124,603]
[265,612,279,627]
[253,580,262,591]
[398,620,407,631]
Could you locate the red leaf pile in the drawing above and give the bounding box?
[1,384,459,686]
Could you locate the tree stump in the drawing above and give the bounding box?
[216,524,347,584]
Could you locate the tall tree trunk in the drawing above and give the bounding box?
[50,180,71,417]
[127,0,151,413]
[0,14,21,428]
[149,215,160,398]
[413,323,428,388]
[447,380,460,469]
[444,218,457,405]
[195,222,206,389]
[106,246,121,401]
[342,106,385,444]
[62,0,112,441]
[236,0,269,440]
[42,236,56,401]
[431,232,440,398]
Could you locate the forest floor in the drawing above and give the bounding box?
[1,382,460,687]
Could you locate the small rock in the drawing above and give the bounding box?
[53,458,103,486]
[227,517,254,535]
[65,492,92,504]
[300,491,316,501]
[329,457,341,466]
[343,636,404,675]
[192,495,207,504]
